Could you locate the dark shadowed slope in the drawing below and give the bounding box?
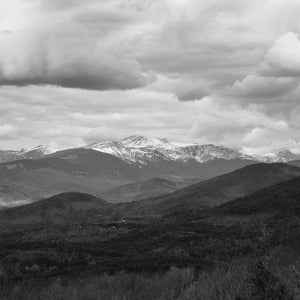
[0,192,111,224]
[288,160,300,168]
[120,163,300,215]
[100,177,201,203]
[211,175,300,216]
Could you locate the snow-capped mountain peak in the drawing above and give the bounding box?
[120,135,170,148]
[86,136,255,164]
[257,150,300,163]
[21,145,54,155]
[0,145,59,163]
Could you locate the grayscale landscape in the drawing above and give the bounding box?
[0,1,300,299]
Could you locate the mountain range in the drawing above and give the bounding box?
[86,135,300,164]
[1,135,300,209]
[1,136,300,165]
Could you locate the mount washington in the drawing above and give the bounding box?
[1,135,300,165]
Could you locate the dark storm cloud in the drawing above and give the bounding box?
[176,90,207,102]
[0,56,152,91]
[175,86,208,102]
[0,24,155,90]
[0,0,155,90]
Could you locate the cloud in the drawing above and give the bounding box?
[189,98,298,153]
[23,0,96,11]
[72,9,137,27]
[174,78,211,101]
[227,75,298,100]
[0,124,18,138]
[0,0,300,153]
[262,32,300,77]
[176,88,208,101]
[0,26,154,90]
[0,85,204,149]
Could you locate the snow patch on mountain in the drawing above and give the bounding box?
[86,135,255,164]
[256,150,300,163]
[0,145,58,163]
[21,145,55,155]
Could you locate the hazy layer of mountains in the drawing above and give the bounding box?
[1,135,300,209]
[114,162,300,216]
[1,162,300,224]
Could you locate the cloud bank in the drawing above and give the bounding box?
[0,0,300,153]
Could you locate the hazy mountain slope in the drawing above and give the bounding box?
[0,192,111,224]
[0,184,35,210]
[120,163,300,215]
[0,148,257,208]
[100,178,178,203]
[100,177,201,203]
[0,149,143,207]
[44,148,141,179]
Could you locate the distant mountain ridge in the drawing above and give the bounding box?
[86,135,253,164]
[86,135,300,164]
[0,145,55,163]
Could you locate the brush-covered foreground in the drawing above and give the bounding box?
[1,173,300,299]
[1,210,300,299]
[1,258,299,300]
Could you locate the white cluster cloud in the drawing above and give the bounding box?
[263,32,300,76]
[0,0,300,152]
[0,124,18,138]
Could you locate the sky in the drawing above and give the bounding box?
[0,0,300,154]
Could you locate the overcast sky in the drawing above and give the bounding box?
[0,0,300,154]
